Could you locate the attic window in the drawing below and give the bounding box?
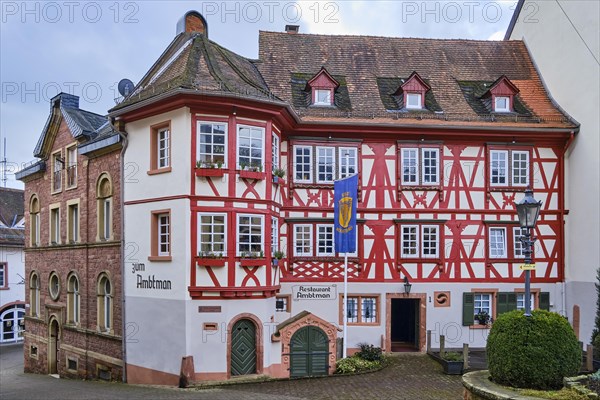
[306,67,339,107]
[494,96,510,112]
[314,89,332,105]
[406,93,422,109]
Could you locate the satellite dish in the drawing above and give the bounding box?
[118,79,135,97]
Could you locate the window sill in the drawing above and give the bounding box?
[399,185,441,191]
[488,186,528,192]
[0,287,9,290]
[469,324,491,330]
[148,255,172,262]
[51,189,63,195]
[343,322,380,327]
[65,185,78,191]
[147,167,172,175]
[196,168,226,177]
[292,256,360,263]
[239,170,266,180]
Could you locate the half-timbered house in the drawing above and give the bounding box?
[110,12,578,384]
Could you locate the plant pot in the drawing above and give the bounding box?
[272,259,279,266]
[196,168,225,177]
[239,170,265,180]
[272,176,279,184]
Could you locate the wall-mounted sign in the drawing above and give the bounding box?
[292,285,337,300]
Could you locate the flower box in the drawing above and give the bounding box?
[196,168,225,178]
[239,170,265,180]
[196,257,226,267]
[239,258,266,267]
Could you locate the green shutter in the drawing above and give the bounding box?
[463,293,474,326]
[497,292,517,316]
[539,292,550,311]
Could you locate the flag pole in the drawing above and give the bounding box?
[342,152,350,359]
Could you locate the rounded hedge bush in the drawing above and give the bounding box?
[486,309,581,390]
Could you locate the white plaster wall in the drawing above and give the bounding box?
[0,245,25,307]
[509,0,599,344]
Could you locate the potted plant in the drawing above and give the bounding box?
[239,161,265,180]
[195,159,225,177]
[439,352,464,375]
[196,251,226,267]
[272,250,285,266]
[240,250,266,266]
[474,310,490,325]
[272,168,286,184]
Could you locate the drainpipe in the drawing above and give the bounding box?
[110,118,128,383]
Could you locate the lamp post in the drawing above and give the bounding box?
[514,188,542,317]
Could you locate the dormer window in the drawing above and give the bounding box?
[487,76,519,113]
[406,93,422,109]
[306,67,339,107]
[494,96,510,112]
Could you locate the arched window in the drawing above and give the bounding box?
[67,273,80,325]
[96,174,113,241]
[97,274,112,333]
[29,272,40,317]
[30,195,40,247]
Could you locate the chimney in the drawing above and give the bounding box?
[176,11,208,37]
[285,25,299,34]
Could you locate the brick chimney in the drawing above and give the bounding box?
[285,25,299,34]
[176,11,208,36]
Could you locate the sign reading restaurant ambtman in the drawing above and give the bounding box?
[292,285,337,300]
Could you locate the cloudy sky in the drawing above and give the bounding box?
[1,0,519,189]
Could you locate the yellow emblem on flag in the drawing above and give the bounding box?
[338,193,353,229]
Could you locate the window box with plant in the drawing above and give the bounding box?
[195,160,225,177]
[474,310,491,326]
[239,162,265,180]
[239,251,266,266]
[272,168,286,184]
[196,251,226,267]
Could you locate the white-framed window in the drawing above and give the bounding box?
[516,293,535,311]
[0,264,5,288]
[316,146,335,183]
[198,213,226,256]
[271,216,279,254]
[237,214,264,255]
[294,146,313,183]
[158,214,170,256]
[490,149,529,187]
[361,297,377,323]
[50,206,60,245]
[275,295,290,312]
[272,133,280,171]
[197,122,227,166]
[314,89,332,105]
[489,227,507,258]
[338,147,358,179]
[66,145,77,187]
[494,96,510,112]
[345,295,379,324]
[474,293,492,315]
[513,227,526,258]
[237,125,264,170]
[401,147,439,186]
[401,225,439,258]
[406,93,422,109]
[346,297,358,323]
[293,224,312,256]
[157,127,170,169]
[512,151,529,187]
[316,224,334,256]
[67,274,80,325]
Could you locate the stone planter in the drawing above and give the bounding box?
[429,353,464,375]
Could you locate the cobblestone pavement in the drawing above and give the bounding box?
[1,344,462,400]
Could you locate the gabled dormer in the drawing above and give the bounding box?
[394,72,430,110]
[484,75,520,113]
[306,67,339,106]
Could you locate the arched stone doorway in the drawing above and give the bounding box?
[230,318,257,376]
[289,325,329,377]
[48,318,60,374]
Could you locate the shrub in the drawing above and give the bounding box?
[355,343,382,361]
[443,352,463,362]
[335,355,379,374]
[487,309,582,390]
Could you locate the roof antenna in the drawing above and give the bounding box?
[1,137,7,188]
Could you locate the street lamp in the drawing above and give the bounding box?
[514,187,542,317]
[403,276,412,296]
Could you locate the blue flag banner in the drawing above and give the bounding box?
[334,174,358,253]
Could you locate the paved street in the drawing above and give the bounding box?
[1,344,462,399]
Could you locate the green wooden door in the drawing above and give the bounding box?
[290,326,329,377]
[231,319,257,376]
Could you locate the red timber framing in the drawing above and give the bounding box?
[112,94,574,298]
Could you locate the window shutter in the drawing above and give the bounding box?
[497,292,508,315]
[462,293,474,326]
[539,292,550,311]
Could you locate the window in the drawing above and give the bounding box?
[294,146,312,183]
[489,149,529,187]
[30,196,40,247]
[316,147,335,183]
[513,227,526,258]
[0,263,5,288]
[338,147,357,179]
[294,225,312,256]
[275,295,291,312]
[197,122,227,167]
[48,272,60,300]
[406,93,422,109]
[29,273,40,317]
[272,133,280,171]
[516,293,535,311]
[150,122,171,173]
[400,147,439,186]
[237,125,264,170]
[314,89,332,105]
[97,174,113,241]
[344,295,379,325]
[237,214,264,256]
[198,214,226,256]
[67,202,79,243]
[66,145,77,187]
[271,217,279,254]
[97,274,112,333]
[52,151,63,192]
[67,274,80,325]
[474,293,491,316]
[158,214,170,256]
[494,96,510,112]
[316,224,334,256]
[49,206,60,245]
[294,145,358,184]
[400,225,439,258]
[489,227,506,258]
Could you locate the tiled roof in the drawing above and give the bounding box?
[0,188,24,245]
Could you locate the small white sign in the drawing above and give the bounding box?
[292,285,337,301]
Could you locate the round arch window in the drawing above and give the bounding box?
[49,273,60,300]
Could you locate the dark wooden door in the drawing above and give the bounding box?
[231,319,256,376]
[290,326,329,377]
